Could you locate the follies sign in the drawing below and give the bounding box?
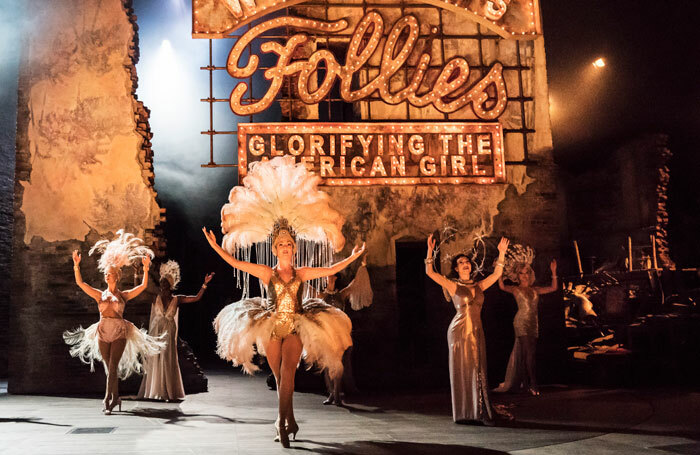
[193,0,542,185]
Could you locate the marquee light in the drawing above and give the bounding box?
[226,12,508,119]
[192,0,542,39]
[237,122,506,186]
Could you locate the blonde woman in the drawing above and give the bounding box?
[64,230,165,414]
[495,255,557,395]
[204,155,362,448]
[205,225,363,446]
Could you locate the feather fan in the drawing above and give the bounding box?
[220,156,345,253]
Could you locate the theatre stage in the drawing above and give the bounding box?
[1,371,698,454]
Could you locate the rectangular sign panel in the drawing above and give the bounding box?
[238,123,506,185]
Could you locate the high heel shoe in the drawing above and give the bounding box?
[275,420,290,448]
[287,421,299,441]
[107,397,122,413]
[102,398,111,415]
[527,387,540,396]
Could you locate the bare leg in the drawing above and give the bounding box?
[107,338,127,409]
[266,338,282,389]
[265,338,284,440]
[98,340,111,410]
[279,334,302,445]
[323,371,334,404]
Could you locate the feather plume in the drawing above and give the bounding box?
[159,260,181,289]
[221,156,345,253]
[88,229,154,273]
[341,265,374,311]
[503,244,535,282]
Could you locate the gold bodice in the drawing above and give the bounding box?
[268,268,303,314]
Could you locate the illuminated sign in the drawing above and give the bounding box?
[238,123,505,185]
[193,0,529,184]
[226,13,507,119]
[193,0,542,39]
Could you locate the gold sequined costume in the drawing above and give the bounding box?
[213,268,352,380]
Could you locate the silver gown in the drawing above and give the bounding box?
[496,287,539,391]
[137,295,185,401]
[513,287,539,337]
[448,283,493,423]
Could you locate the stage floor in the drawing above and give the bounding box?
[0,372,698,454]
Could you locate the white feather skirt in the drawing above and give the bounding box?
[63,320,167,380]
[214,297,352,379]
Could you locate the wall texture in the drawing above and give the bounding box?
[10,0,164,393]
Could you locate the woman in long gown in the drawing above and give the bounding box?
[494,259,557,395]
[64,230,165,414]
[424,234,509,424]
[138,260,214,401]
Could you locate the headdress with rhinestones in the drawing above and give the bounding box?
[503,244,535,282]
[219,156,345,298]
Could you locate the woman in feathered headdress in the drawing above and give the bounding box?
[202,156,364,448]
[425,233,509,425]
[494,245,557,396]
[137,260,214,401]
[64,230,165,415]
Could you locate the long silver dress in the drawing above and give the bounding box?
[496,287,539,391]
[448,283,493,423]
[137,295,185,401]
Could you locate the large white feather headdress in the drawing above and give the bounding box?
[88,229,154,273]
[221,156,345,253]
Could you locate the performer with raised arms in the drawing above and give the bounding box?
[203,156,364,448]
[64,230,165,415]
[424,234,509,424]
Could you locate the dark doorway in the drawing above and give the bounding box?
[395,240,453,389]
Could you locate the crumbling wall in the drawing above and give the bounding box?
[10,0,164,393]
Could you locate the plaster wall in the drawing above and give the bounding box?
[10,0,163,393]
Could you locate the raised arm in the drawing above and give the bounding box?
[534,259,558,295]
[297,243,366,282]
[122,255,151,301]
[498,275,515,294]
[72,250,102,301]
[424,234,457,297]
[477,237,509,291]
[202,228,273,284]
[179,272,215,304]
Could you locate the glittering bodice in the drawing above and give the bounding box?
[97,290,125,318]
[268,268,303,314]
[513,287,539,314]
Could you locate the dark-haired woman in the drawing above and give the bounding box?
[424,234,509,424]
